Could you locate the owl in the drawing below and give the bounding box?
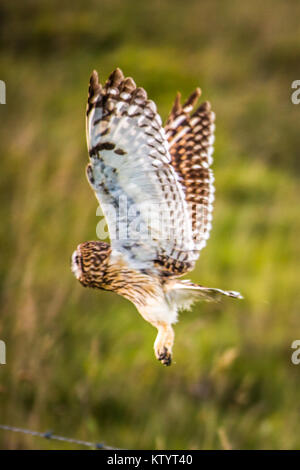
[71,68,242,366]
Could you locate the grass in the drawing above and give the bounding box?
[0,0,300,449]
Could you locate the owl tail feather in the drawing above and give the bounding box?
[168,280,243,312]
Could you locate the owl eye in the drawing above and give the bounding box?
[75,255,79,265]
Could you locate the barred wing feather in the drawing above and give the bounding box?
[86,69,199,274]
[165,90,215,261]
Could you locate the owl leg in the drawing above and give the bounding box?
[153,322,174,366]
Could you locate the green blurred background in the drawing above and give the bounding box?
[0,0,300,450]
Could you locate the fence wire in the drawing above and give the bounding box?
[0,424,120,450]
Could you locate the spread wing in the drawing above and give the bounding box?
[86,68,199,274]
[165,89,215,264]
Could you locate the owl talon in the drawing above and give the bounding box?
[157,347,172,366]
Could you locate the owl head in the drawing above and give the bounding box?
[71,241,111,288]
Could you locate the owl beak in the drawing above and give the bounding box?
[71,248,82,280]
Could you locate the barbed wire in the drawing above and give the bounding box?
[0,424,120,450]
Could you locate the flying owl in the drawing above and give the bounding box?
[71,68,242,366]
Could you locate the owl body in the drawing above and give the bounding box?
[72,241,182,326]
[71,68,242,366]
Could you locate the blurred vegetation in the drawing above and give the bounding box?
[0,0,300,450]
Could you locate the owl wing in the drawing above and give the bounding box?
[165,89,215,266]
[86,69,199,274]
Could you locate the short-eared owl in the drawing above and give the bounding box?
[71,68,242,366]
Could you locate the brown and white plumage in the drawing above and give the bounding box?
[71,68,242,366]
[165,90,215,257]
